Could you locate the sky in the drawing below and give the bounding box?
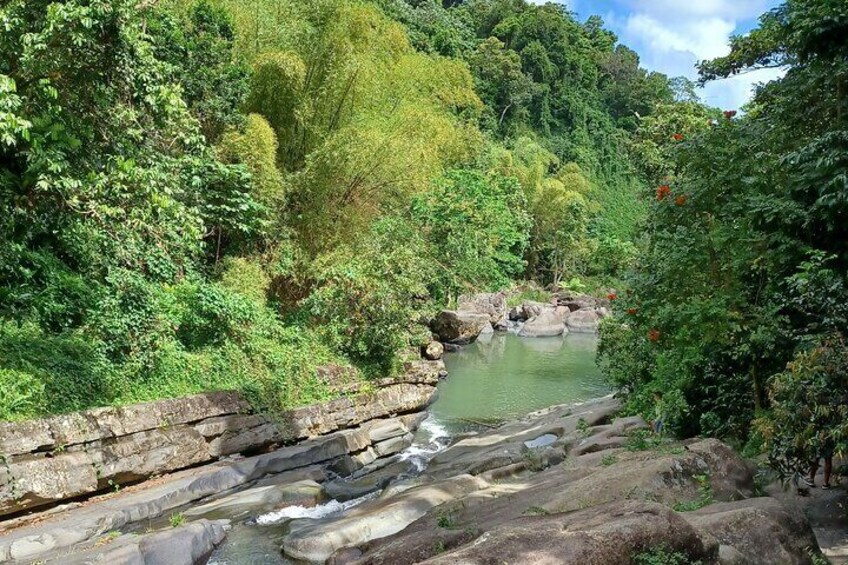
[529,0,785,109]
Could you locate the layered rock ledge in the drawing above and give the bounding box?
[271,397,821,565]
[0,359,444,523]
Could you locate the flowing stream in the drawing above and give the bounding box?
[207,332,607,564]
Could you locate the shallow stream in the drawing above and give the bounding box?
[207,332,608,564]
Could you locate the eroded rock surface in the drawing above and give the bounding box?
[430,310,492,345]
[278,397,823,565]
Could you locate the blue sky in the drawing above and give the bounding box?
[530,0,784,109]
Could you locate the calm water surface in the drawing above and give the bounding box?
[431,332,608,431]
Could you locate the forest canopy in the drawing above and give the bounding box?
[0,0,685,421]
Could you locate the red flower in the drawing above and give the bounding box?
[674,195,687,206]
[723,110,737,119]
[607,293,617,301]
[627,308,638,315]
[656,185,671,201]
[672,133,684,141]
[648,329,661,342]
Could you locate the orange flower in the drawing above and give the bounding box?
[672,133,684,141]
[626,308,638,315]
[648,329,661,342]
[607,293,617,301]
[656,185,671,201]
[675,195,687,206]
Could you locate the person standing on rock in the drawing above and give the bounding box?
[806,436,835,489]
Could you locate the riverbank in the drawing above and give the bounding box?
[1,391,829,564]
[0,359,445,563]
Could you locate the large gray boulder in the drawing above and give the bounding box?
[457,293,508,325]
[556,292,602,312]
[565,308,601,333]
[422,341,444,361]
[422,501,715,565]
[518,300,554,320]
[61,519,229,565]
[430,310,491,344]
[518,310,567,338]
[683,497,820,565]
[282,474,488,562]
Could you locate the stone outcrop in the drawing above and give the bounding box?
[422,502,715,565]
[683,497,819,565]
[59,519,230,565]
[430,310,492,344]
[565,308,601,333]
[0,408,430,563]
[272,397,820,565]
[0,360,444,519]
[518,309,567,338]
[457,293,507,325]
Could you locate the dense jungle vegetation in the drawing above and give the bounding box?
[0,0,676,420]
[598,0,848,471]
[1,0,845,476]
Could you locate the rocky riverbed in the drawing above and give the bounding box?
[0,391,828,565]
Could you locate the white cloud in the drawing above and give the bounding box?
[525,0,781,108]
[613,0,781,108]
[625,13,735,61]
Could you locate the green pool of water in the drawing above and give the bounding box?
[431,332,608,430]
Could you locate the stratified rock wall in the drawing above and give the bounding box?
[0,359,444,518]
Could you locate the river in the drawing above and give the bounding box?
[207,332,608,564]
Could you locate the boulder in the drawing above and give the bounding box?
[430,310,491,345]
[457,293,508,325]
[518,310,567,338]
[519,300,553,320]
[62,519,229,565]
[683,497,820,565]
[422,341,444,361]
[565,308,601,333]
[282,474,489,563]
[421,502,715,565]
[556,292,601,312]
[184,480,325,520]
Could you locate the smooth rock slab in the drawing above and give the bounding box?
[184,480,325,520]
[282,474,489,562]
[518,310,566,338]
[565,308,600,333]
[430,310,491,345]
[60,519,229,565]
[421,501,715,565]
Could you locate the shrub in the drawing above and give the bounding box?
[0,368,46,421]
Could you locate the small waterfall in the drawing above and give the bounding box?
[398,414,451,472]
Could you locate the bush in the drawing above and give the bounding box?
[0,368,46,421]
[412,169,530,303]
[304,217,434,375]
[759,335,848,480]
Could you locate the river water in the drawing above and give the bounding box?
[208,332,607,564]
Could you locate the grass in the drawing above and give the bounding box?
[672,474,714,512]
[601,453,618,466]
[169,512,185,528]
[523,506,551,516]
[625,429,663,452]
[436,510,456,529]
[576,417,591,437]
